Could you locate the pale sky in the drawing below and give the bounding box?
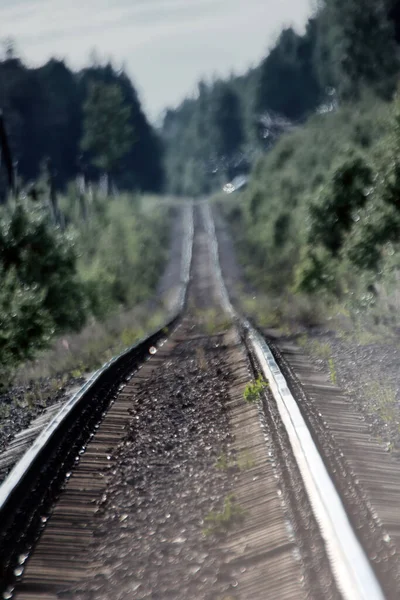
[0,0,314,121]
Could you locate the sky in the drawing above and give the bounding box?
[0,0,314,121]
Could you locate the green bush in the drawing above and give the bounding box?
[221,92,398,317]
[308,156,373,257]
[73,194,169,318]
[0,192,170,385]
[0,268,54,366]
[0,201,87,379]
[0,201,87,331]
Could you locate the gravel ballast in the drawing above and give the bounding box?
[67,321,237,600]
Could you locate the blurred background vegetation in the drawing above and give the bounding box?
[0,48,164,194]
[200,0,400,333]
[3,0,400,384]
[0,46,169,386]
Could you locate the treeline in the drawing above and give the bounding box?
[220,0,400,322]
[163,0,400,196]
[0,50,163,194]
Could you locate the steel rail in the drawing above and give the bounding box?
[0,204,194,591]
[203,201,385,600]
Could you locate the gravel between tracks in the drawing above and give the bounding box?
[65,321,238,600]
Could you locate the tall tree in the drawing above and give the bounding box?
[80,65,164,192]
[256,23,322,120]
[81,81,133,188]
[320,0,398,99]
[37,59,81,187]
[211,82,244,158]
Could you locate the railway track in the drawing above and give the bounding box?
[0,202,396,599]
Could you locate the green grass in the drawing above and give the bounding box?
[215,450,255,472]
[15,307,168,384]
[236,449,255,471]
[0,191,172,389]
[203,494,246,536]
[328,358,337,386]
[194,308,232,335]
[365,382,399,425]
[215,453,234,471]
[243,376,268,404]
[309,341,332,362]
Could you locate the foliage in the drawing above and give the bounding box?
[0,192,170,385]
[220,90,400,321]
[319,0,398,99]
[81,81,133,177]
[328,358,337,385]
[0,201,86,330]
[308,157,373,257]
[16,307,168,384]
[0,56,164,193]
[365,381,399,424]
[203,494,246,536]
[211,82,244,159]
[61,191,170,320]
[296,90,400,294]
[243,376,268,404]
[0,200,86,378]
[256,21,322,120]
[162,0,400,195]
[195,308,232,335]
[0,268,53,368]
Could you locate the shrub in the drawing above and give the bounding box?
[0,201,87,380]
[0,269,54,384]
[243,377,268,403]
[0,201,87,332]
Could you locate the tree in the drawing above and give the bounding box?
[308,156,373,256]
[256,23,322,120]
[80,81,133,189]
[320,0,398,99]
[0,200,87,377]
[37,59,81,186]
[211,83,244,158]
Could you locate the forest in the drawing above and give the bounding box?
[0,47,164,195]
[199,0,400,331]
[0,46,169,386]
[162,0,400,196]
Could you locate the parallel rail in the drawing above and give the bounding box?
[0,201,388,599]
